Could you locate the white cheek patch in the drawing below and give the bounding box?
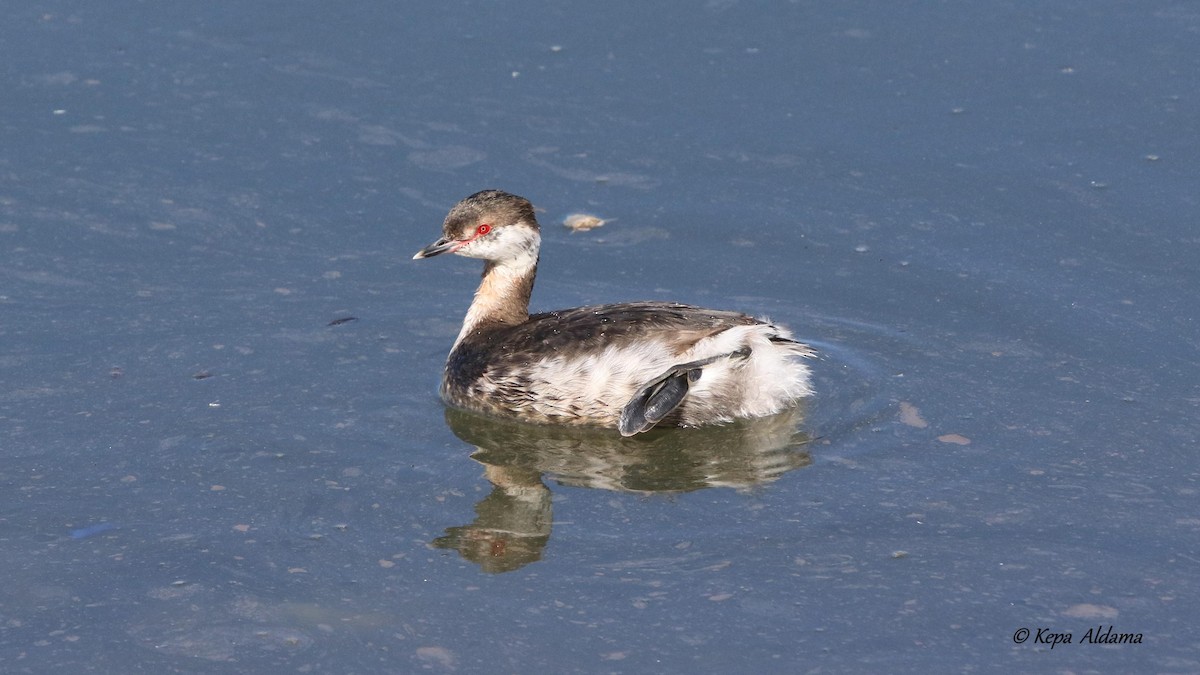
[455,225,540,270]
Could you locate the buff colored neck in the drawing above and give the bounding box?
[454,253,538,347]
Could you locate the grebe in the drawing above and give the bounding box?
[413,190,814,436]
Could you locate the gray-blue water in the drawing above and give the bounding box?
[3,2,1197,672]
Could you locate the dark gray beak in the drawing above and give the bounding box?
[413,237,457,260]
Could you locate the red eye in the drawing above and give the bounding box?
[476,223,491,236]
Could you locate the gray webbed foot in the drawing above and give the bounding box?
[617,348,750,436]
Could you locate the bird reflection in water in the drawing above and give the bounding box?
[431,406,812,573]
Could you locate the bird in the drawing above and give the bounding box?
[413,190,814,436]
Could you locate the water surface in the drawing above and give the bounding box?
[2,1,1198,672]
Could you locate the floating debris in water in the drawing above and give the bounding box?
[898,401,928,428]
[70,522,117,539]
[193,370,213,380]
[937,433,971,445]
[562,213,608,232]
[327,316,358,326]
